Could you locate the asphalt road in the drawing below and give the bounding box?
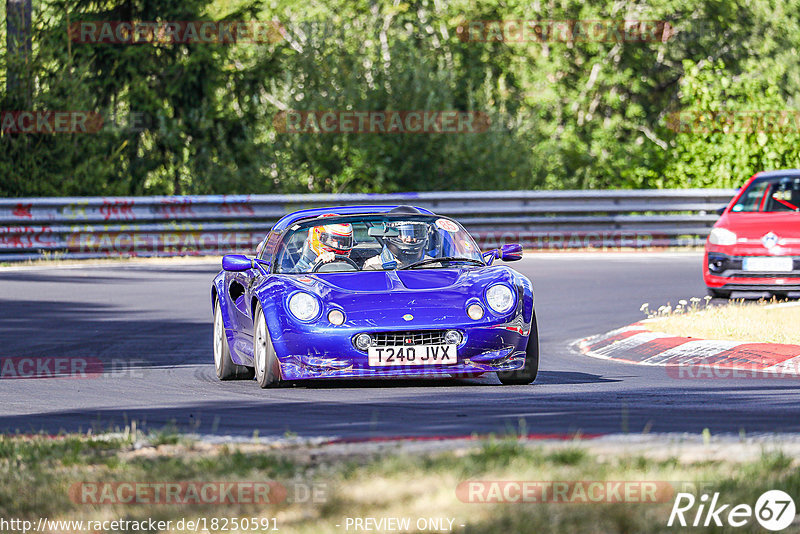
[2,253,799,439]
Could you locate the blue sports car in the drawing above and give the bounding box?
[211,205,538,387]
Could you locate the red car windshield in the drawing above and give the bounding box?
[731,176,800,213]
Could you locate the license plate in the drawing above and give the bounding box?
[368,344,457,367]
[742,257,794,272]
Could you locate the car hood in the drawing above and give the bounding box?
[264,267,522,327]
[312,269,464,292]
[719,212,800,240]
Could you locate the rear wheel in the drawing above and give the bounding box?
[707,287,731,299]
[254,303,281,388]
[213,301,254,380]
[497,312,539,385]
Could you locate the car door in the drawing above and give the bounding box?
[224,267,255,365]
[226,233,276,365]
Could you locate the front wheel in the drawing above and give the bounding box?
[497,312,539,385]
[253,303,281,388]
[213,301,254,380]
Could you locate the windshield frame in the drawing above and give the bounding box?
[272,213,484,274]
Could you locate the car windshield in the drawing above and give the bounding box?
[274,214,484,274]
[732,176,800,212]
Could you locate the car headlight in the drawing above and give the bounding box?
[467,303,485,320]
[354,333,372,351]
[444,330,463,345]
[708,228,737,246]
[288,292,320,321]
[485,284,515,314]
[327,309,345,326]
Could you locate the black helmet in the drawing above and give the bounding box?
[385,221,428,264]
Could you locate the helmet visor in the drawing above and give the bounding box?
[389,222,428,244]
[319,229,353,252]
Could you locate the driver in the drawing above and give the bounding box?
[295,218,354,272]
[363,220,428,270]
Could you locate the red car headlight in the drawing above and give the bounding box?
[708,228,737,246]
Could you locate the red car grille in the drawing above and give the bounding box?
[709,255,800,277]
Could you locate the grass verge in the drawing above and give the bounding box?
[1,431,798,533]
[640,298,800,345]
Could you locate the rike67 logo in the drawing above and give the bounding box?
[668,490,796,531]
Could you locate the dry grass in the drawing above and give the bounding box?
[2,432,799,534]
[640,299,800,345]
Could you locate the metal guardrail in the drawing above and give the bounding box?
[0,189,736,261]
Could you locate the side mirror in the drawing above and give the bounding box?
[716,206,727,216]
[500,243,523,261]
[481,243,523,265]
[222,254,253,272]
[223,255,271,275]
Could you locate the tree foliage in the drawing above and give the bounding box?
[1,0,800,196]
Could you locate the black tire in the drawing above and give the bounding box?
[213,301,255,380]
[497,312,539,385]
[253,303,281,388]
[707,287,731,299]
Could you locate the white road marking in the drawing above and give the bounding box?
[640,339,743,366]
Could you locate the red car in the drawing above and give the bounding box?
[704,170,800,298]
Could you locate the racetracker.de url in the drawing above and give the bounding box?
[0,517,279,533]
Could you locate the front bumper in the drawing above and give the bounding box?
[272,319,531,381]
[704,247,800,290]
[707,281,800,293]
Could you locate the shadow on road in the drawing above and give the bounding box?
[0,298,210,373]
[2,382,800,438]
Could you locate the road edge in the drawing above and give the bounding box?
[574,322,800,378]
